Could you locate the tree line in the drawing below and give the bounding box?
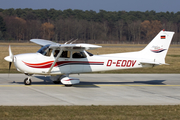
[0,8,180,44]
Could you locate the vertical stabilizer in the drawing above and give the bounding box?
[140,30,174,64]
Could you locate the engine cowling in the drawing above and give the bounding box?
[61,77,80,85]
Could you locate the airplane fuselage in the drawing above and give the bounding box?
[13,51,151,76]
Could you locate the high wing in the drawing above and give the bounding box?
[30,39,57,46]
[30,39,102,74]
[30,39,101,50]
[50,44,101,50]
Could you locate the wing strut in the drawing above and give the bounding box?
[47,50,63,74]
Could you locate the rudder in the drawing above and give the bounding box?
[140,30,175,64]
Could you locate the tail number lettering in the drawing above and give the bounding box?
[107,60,112,66]
[107,60,136,67]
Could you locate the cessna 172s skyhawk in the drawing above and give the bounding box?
[4,30,174,86]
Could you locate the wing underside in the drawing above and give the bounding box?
[30,39,57,46]
[30,39,101,50]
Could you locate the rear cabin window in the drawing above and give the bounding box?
[72,51,86,58]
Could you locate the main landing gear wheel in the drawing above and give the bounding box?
[53,81,60,84]
[24,78,32,85]
[65,85,72,87]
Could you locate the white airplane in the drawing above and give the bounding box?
[4,30,174,86]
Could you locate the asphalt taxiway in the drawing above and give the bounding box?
[0,74,180,106]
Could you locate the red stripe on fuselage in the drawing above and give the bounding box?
[23,61,54,66]
[63,79,79,81]
[23,61,104,68]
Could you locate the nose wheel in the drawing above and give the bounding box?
[24,77,32,85]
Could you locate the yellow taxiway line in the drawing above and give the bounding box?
[0,84,180,87]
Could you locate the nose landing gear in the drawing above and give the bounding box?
[24,74,32,85]
[24,77,32,85]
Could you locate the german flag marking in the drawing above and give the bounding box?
[161,35,166,39]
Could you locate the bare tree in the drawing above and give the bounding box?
[41,22,54,40]
[141,20,162,42]
[116,20,124,42]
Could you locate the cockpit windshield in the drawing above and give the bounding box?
[37,44,51,55]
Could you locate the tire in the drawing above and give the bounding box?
[24,78,32,85]
[53,81,60,84]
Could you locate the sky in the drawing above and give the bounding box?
[0,0,180,13]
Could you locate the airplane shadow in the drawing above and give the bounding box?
[11,76,166,88]
[11,76,54,85]
[76,80,166,88]
[79,80,166,85]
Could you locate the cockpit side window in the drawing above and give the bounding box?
[54,50,60,57]
[45,48,53,56]
[60,51,70,58]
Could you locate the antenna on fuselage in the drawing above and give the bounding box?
[70,38,78,44]
[64,38,74,44]
[64,38,78,44]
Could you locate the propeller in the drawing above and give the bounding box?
[9,62,12,73]
[4,45,14,73]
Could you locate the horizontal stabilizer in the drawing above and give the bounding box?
[140,61,169,65]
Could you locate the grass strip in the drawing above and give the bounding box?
[0,105,180,120]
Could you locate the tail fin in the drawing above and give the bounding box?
[140,30,175,65]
